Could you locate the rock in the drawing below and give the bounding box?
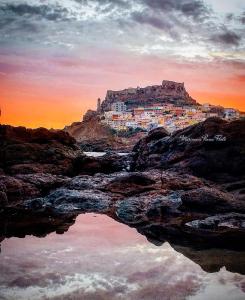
[172,244,245,274]
[25,188,111,214]
[0,173,69,207]
[185,213,245,230]
[0,191,8,207]
[115,192,182,225]
[101,172,156,196]
[0,209,77,238]
[64,110,117,144]
[64,111,146,151]
[73,153,129,175]
[132,118,245,183]
[0,175,40,206]
[0,125,83,176]
[181,187,245,213]
[101,80,197,111]
[183,213,245,249]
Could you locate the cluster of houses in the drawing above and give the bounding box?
[101,101,241,133]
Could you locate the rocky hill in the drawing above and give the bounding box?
[64,110,145,151]
[64,110,117,149]
[101,80,198,111]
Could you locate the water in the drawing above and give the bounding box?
[84,152,129,157]
[0,214,244,300]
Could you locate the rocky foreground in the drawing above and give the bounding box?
[1,118,245,268]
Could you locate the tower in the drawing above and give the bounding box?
[97,98,101,113]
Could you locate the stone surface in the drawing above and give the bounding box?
[0,125,83,176]
[132,118,245,183]
[64,110,145,151]
[101,80,197,111]
[1,120,245,252]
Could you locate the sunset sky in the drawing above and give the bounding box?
[0,0,244,129]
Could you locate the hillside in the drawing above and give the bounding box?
[64,110,144,151]
[101,80,198,111]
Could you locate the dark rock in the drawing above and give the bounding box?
[0,125,83,176]
[25,188,111,214]
[185,213,245,230]
[131,127,169,171]
[101,80,197,112]
[181,187,245,213]
[132,118,245,183]
[172,244,245,274]
[0,175,40,206]
[0,191,8,207]
[74,153,129,175]
[102,172,156,196]
[0,209,77,238]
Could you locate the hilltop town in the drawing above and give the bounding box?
[98,80,241,133]
[65,80,242,151]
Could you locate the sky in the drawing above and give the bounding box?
[0,0,244,129]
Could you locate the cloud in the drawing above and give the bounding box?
[238,12,245,24]
[140,0,209,20]
[0,3,70,22]
[131,12,172,31]
[0,0,243,64]
[211,30,242,46]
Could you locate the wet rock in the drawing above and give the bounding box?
[185,213,245,230]
[172,244,245,274]
[102,172,156,196]
[74,153,128,175]
[0,209,77,238]
[0,191,8,207]
[15,173,69,194]
[0,175,40,206]
[181,187,245,213]
[26,188,111,214]
[132,118,245,183]
[0,125,83,176]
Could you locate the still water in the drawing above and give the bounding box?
[84,152,129,157]
[0,213,244,300]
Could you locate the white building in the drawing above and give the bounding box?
[111,102,127,112]
[224,108,239,120]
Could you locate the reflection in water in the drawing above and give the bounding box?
[0,213,245,300]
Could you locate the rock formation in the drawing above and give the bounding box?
[1,118,245,260]
[101,80,198,111]
[132,117,245,183]
[0,125,129,207]
[64,110,145,151]
[64,110,119,151]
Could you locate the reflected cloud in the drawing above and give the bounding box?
[0,214,245,299]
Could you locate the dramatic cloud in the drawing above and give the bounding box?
[0,0,244,127]
[211,30,242,46]
[0,3,70,22]
[238,11,245,24]
[141,0,209,20]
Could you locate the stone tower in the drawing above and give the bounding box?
[97,98,101,113]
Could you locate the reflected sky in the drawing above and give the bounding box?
[0,213,244,300]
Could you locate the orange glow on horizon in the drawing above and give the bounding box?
[1,70,244,129]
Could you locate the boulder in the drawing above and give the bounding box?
[0,125,83,176]
[181,187,245,213]
[101,172,156,196]
[132,118,245,183]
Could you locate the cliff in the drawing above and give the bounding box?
[64,110,115,142]
[64,110,144,151]
[101,80,198,111]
